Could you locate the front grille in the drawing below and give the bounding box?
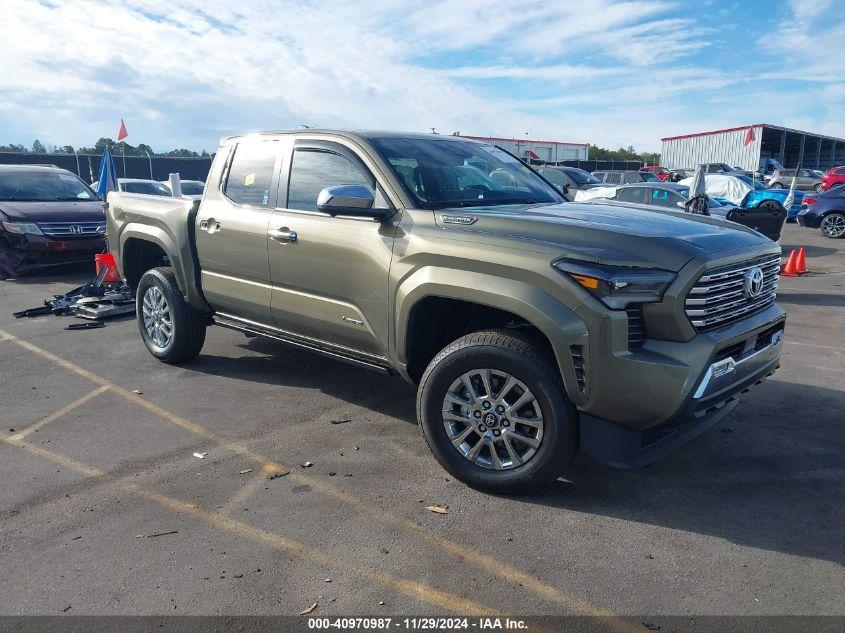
[626,307,646,349]
[685,254,780,331]
[569,345,587,392]
[37,221,106,238]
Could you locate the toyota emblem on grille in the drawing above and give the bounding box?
[69,225,83,235]
[743,266,764,298]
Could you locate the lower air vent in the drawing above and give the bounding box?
[626,308,647,350]
[570,345,587,393]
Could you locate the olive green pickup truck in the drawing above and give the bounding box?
[106,130,785,493]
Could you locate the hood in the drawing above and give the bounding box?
[436,202,773,272]
[0,200,106,223]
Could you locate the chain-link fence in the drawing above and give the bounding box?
[0,152,212,183]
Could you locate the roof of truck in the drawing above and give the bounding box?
[220,130,483,144]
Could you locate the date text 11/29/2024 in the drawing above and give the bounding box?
[307,617,528,630]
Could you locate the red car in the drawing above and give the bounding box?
[820,166,845,191]
[639,165,670,181]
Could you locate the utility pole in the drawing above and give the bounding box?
[145,150,154,179]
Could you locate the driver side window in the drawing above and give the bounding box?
[287,149,377,212]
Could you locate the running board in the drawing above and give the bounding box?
[212,313,393,375]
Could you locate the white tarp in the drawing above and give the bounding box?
[574,186,617,202]
[678,174,751,206]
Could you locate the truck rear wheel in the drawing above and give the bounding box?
[136,267,207,363]
[417,329,577,494]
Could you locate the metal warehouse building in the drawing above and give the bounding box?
[458,134,589,163]
[661,124,845,172]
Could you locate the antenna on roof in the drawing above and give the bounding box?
[299,124,311,129]
[430,128,438,135]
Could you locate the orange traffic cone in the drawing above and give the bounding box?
[795,247,807,274]
[781,249,799,277]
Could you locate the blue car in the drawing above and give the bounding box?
[797,187,845,239]
[725,174,805,221]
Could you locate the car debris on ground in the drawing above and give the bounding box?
[12,266,134,325]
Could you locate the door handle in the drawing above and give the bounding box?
[268,227,297,243]
[200,218,221,234]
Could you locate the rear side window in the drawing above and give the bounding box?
[622,173,640,184]
[287,149,373,212]
[834,167,845,175]
[606,173,622,184]
[617,187,647,204]
[224,141,278,206]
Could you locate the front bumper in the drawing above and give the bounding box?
[0,233,104,277]
[579,307,785,468]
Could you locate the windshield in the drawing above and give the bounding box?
[369,137,563,209]
[717,163,734,171]
[640,173,660,182]
[565,168,600,185]
[122,181,172,196]
[180,182,205,195]
[0,170,96,201]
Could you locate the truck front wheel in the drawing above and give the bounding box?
[417,329,577,494]
[136,267,207,363]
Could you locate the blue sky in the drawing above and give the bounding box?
[0,0,842,153]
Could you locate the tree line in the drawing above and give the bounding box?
[0,138,212,158]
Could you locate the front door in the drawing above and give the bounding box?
[194,139,282,323]
[267,140,398,359]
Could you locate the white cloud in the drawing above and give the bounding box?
[0,0,841,154]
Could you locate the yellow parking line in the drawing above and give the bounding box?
[217,463,282,517]
[0,327,631,623]
[0,329,288,473]
[0,433,495,616]
[10,385,110,442]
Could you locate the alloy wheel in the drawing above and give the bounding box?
[442,368,544,470]
[142,286,173,348]
[821,214,845,238]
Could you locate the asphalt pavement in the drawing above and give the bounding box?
[0,223,842,619]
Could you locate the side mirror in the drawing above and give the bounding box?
[677,201,686,209]
[316,184,386,218]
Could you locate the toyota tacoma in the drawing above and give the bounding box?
[105,130,785,493]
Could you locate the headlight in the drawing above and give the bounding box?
[553,259,676,310]
[1,221,43,235]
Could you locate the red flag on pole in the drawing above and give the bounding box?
[117,119,128,141]
[743,126,755,146]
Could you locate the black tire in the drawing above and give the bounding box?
[417,329,578,495]
[820,212,845,239]
[136,267,206,363]
[771,182,784,189]
[814,183,824,193]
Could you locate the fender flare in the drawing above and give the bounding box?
[118,224,208,310]
[394,267,589,401]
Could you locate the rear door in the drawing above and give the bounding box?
[266,139,398,358]
[194,139,282,322]
[732,201,786,240]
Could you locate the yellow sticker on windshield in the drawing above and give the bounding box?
[244,173,255,186]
